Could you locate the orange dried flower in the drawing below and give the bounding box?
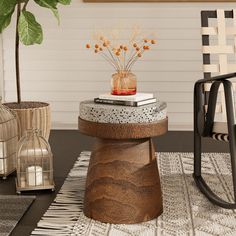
[86,31,155,72]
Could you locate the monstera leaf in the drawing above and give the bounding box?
[18,10,43,45]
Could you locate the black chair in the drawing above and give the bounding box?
[193,10,236,209]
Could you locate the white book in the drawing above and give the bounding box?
[94,98,157,107]
[99,93,154,102]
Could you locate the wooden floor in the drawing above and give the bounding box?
[0,130,228,236]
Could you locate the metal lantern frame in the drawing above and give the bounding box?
[16,128,55,193]
[0,100,18,179]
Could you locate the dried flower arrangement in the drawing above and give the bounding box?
[86,37,156,74]
[86,29,157,95]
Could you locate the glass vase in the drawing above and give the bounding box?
[111,71,137,95]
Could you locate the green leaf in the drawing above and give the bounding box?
[34,0,60,23]
[0,12,13,33]
[34,0,57,9]
[51,8,60,24]
[18,10,43,45]
[57,0,71,5]
[0,0,17,16]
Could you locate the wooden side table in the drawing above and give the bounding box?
[79,101,168,224]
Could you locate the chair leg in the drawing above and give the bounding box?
[193,134,236,209]
[228,132,236,202]
[193,80,236,208]
[193,130,202,177]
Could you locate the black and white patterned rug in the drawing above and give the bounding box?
[32,152,236,236]
[0,195,35,236]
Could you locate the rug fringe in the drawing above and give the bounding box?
[31,152,89,235]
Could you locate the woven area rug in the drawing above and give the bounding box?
[32,152,236,236]
[0,195,35,236]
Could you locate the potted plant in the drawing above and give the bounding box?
[0,0,71,140]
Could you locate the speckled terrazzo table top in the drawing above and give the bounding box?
[79,100,167,124]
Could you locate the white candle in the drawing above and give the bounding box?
[0,142,6,173]
[27,166,43,186]
[0,159,3,173]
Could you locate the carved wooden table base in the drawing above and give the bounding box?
[79,117,168,224]
[84,138,162,224]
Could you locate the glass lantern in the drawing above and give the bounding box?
[16,129,55,193]
[0,98,18,179]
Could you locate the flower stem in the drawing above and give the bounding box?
[100,52,118,71]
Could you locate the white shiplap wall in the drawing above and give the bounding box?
[1,1,236,130]
[0,36,3,99]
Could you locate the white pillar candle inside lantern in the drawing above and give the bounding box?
[0,143,3,173]
[0,159,3,173]
[27,166,43,186]
[0,142,7,173]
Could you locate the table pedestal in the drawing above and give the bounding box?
[83,138,162,224]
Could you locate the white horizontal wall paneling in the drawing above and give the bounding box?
[3,1,236,130]
[0,35,4,98]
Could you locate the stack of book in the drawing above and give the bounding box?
[94,93,157,107]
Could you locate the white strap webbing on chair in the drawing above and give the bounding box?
[217,9,227,119]
[202,27,236,36]
[202,9,236,123]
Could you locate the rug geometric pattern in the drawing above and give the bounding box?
[0,195,35,236]
[32,152,236,236]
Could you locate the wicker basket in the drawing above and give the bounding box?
[4,102,51,140]
[0,99,18,178]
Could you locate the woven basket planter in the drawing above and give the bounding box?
[4,102,51,140]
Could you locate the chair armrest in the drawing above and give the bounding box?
[195,72,236,85]
[194,73,236,136]
[203,79,236,136]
